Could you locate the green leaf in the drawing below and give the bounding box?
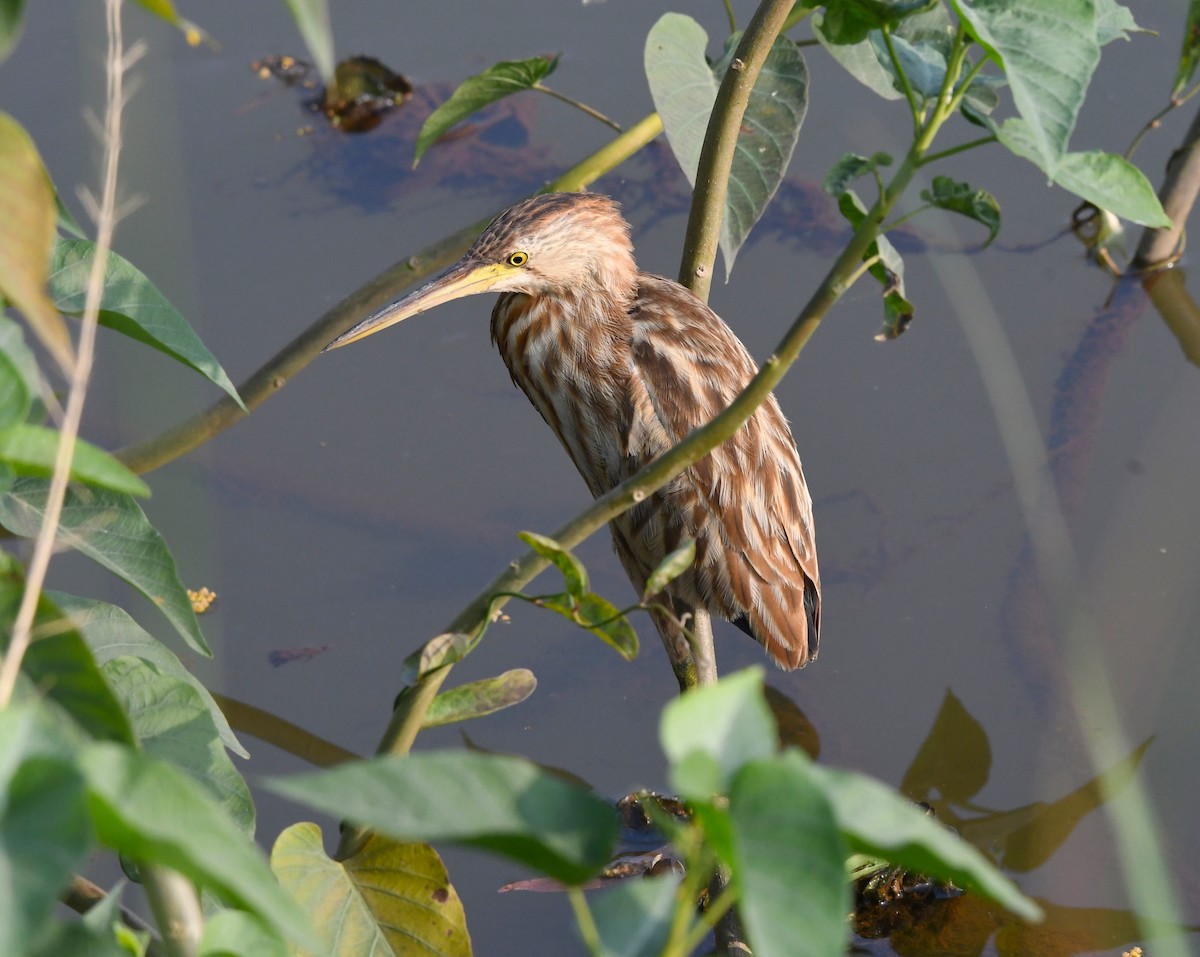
[642,537,695,600]
[0,0,25,64]
[0,565,136,745]
[49,238,245,410]
[34,882,148,957]
[82,743,316,947]
[281,0,334,83]
[265,751,618,885]
[0,703,93,957]
[399,630,478,685]
[0,478,211,656]
[0,424,150,496]
[414,56,558,166]
[1175,0,1200,96]
[0,112,74,374]
[660,667,776,798]
[590,875,680,957]
[538,591,639,660]
[823,151,892,198]
[102,656,254,834]
[199,910,287,957]
[0,316,35,429]
[818,0,939,45]
[812,762,1043,921]
[645,14,810,276]
[423,668,538,728]
[1095,0,1144,46]
[951,0,1099,175]
[836,190,913,339]
[272,824,470,957]
[520,530,588,598]
[730,752,849,957]
[50,593,247,757]
[921,175,1001,246]
[994,120,1171,227]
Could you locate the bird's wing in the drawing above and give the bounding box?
[622,274,820,668]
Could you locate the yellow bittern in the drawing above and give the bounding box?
[327,192,820,689]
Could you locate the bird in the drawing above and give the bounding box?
[326,191,820,690]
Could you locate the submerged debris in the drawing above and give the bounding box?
[252,54,413,133]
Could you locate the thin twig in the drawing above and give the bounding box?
[0,0,131,705]
[533,83,623,132]
[115,113,664,476]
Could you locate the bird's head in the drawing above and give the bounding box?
[325,192,636,351]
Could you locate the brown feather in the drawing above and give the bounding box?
[486,194,821,669]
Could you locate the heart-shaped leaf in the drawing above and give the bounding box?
[645,14,809,276]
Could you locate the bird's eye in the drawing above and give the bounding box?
[507,251,529,267]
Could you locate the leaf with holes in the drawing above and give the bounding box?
[921,176,1001,246]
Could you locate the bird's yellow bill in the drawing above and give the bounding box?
[325,260,510,350]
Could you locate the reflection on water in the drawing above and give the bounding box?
[7,2,1200,955]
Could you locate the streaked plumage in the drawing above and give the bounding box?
[329,192,820,683]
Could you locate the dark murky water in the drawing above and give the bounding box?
[8,2,1200,954]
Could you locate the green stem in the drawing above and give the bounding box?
[114,113,664,476]
[143,865,203,957]
[678,0,796,301]
[533,82,623,132]
[685,881,740,955]
[780,2,813,33]
[881,25,923,134]
[568,887,605,957]
[722,0,737,33]
[919,134,997,166]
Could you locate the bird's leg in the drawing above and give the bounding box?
[685,606,718,688]
[650,600,719,692]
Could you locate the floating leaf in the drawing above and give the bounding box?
[661,668,776,798]
[0,424,149,496]
[272,825,470,957]
[266,751,617,885]
[645,14,809,276]
[82,744,316,946]
[423,668,537,728]
[50,593,246,757]
[0,113,74,374]
[642,537,695,601]
[0,703,93,957]
[49,238,245,410]
[414,56,558,166]
[0,479,211,656]
[730,752,849,957]
[520,530,589,598]
[921,175,1001,246]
